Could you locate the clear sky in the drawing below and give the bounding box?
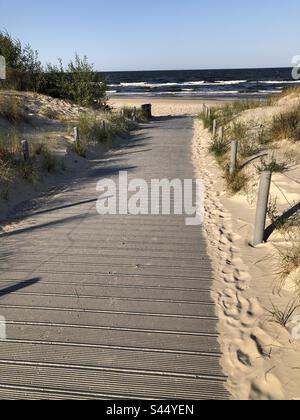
[1,0,299,71]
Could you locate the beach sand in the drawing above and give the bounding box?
[109,97,226,117]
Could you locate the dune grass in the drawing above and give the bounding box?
[267,300,300,327]
[270,107,300,142]
[0,95,27,123]
[0,129,64,199]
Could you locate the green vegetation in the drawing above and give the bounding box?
[0,94,27,123]
[224,167,249,194]
[0,131,64,199]
[0,30,44,92]
[43,55,107,108]
[208,135,229,160]
[270,107,300,142]
[0,30,107,108]
[256,155,288,174]
[121,106,149,122]
[278,242,300,282]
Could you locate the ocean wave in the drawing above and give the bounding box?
[107,80,248,89]
[258,80,300,84]
[107,90,241,97]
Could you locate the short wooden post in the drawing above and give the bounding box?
[230,140,238,175]
[21,140,29,162]
[218,126,224,141]
[141,104,152,118]
[212,119,217,137]
[102,120,106,132]
[74,127,79,146]
[253,171,272,246]
[132,107,137,121]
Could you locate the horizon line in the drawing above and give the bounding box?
[99,65,292,73]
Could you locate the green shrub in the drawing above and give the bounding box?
[0,30,44,92]
[42,55,107,108]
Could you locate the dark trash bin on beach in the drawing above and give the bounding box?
[141,104,152,119]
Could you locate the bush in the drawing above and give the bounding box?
[0,30,44,91]
[42,55,107,108]
[1,31,106,108]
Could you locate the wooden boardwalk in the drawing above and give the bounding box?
[0,116,229,399]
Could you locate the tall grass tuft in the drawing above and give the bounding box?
[224,166,249,193]
[208,135,229,160]
[0,95,27,123]
[267,300,300,327]
[270,107,300,142]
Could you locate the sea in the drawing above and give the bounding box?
[103,67,299,100]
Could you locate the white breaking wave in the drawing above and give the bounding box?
[108,80,248,89]
[259,80,300,84]
[107,90,241,97]
[214,80,247,85]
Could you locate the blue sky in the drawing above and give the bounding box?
[1,0,299,71]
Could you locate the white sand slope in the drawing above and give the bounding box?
[192,116,300,400]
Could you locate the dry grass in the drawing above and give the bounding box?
[266,300,300,327]
[0,95,27,123]
[278,242,300,281]
[270,107,300,142]
[224,167,249,193]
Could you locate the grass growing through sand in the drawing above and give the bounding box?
[267,300,300,327]
[0,95,28,123]
[270,107,300,142]
[0,130,64,199]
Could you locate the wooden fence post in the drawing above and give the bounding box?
[218,126,224,141]
[212,119,217,137]
[21,140,29,162]
[253,171,272,246]
[141,104,152,119]
[74,127,79,147]
[230,140,238,175]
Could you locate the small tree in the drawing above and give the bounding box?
[0,30,44,91]
[43,54,107,108]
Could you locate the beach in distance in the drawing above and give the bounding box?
[104,67,300,100]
